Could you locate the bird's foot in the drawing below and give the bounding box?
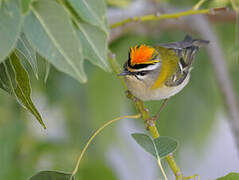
[125,90,138,102]
[145,116,157,130]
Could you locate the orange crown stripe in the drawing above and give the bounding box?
[130,45,155,65]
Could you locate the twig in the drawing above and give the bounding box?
[108,2,235,42]
[71,114,141,178]
[110,7,227,29]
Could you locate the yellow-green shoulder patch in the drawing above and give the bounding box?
[152,47,179,89]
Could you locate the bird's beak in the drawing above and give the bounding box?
[118,71,132,76]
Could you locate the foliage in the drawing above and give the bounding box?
[0,53,46,128]
[0,0,110,128]
[132,133,178,159]
[216,173,239,180]
[0,0,22,62]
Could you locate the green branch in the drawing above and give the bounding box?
[110,7,227,29]
[108,53,184,180]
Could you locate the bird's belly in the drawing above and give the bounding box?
[125,74,190,101]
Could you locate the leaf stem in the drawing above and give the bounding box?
[71,114,141,178]
[110,7,227,29]
[157,158,168,180]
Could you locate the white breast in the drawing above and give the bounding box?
[149,74,190,100]
[125,74,190,101]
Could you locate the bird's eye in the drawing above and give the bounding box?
[138,71,147,76]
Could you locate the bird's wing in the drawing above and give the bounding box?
[156,35,209,87]
[159,35,209,67]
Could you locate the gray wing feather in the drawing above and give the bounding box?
[159,35,209,49]
[162,35,209,87]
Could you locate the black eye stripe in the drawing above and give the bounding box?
[136,71,149,76]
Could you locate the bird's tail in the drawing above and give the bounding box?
[179,35,209,69]
[183,35,209,47]
[158,35,209,70]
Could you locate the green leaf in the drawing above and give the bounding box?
[29,171,74,180]
[0,53,46,129]
[0,62,12,93]
[21,0,32,14]
[75,22,110,71]
[154,136,178,158]
[10,53,46,129]
[132,133,157,157]
[0,0,22,62]
[68,0,109,33]
[15,33,38,78]
[132,133,178,159]
[24,0,86,83]
[216,173,239,180]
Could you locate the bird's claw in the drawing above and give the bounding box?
[125,90,138,102]
[145,116,157,129]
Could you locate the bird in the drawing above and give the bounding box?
[119,35,209,101]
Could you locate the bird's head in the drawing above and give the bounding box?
[119,45,161,81]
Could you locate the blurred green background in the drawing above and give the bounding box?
[0,0,239,180]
